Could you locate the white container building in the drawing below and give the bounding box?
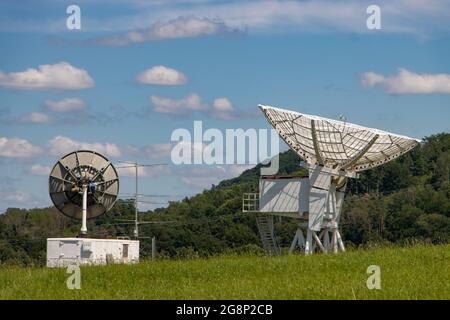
[46,238,139,268]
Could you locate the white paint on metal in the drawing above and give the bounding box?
[248,104,420,256]
[259,104,420,172]
[259,177,309,214]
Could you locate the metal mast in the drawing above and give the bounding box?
[115,161,167,240]
[134,162,138,239]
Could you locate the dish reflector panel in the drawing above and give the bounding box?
[49,150,119,219]
[259,105,420,172]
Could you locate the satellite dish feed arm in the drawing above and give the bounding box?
[340,134,379,171]
[311,119,325,165]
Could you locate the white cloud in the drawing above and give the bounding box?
[0,188,44,211]
[20,112,52,124]
[116,164,147,177]
[225,164,254,177]
[0,190,33,203]
[44,98,87,112]
[151,93,208,114]
[136,66,187,85]
[116,162,170,178]
[92,16,236,46]
[4,1,450,37]
[122,143,173,160]
[0,137,43,157]
[213,98,233,112]
[361,68,450,94]
[141,143,173,159]
[179,165,225,188]
[151,94,241,119]
[211,97,235,120]
[0,134,174,162]
[173,140,206,157]
[29,164,51,176]
[0,62,94,90]
[48,136,122,158]
[181,175,221,188]
[179,164,254,189]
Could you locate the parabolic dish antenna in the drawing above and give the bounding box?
[259,105,420,172]
[49,150,119,235]
[244,105,421,256]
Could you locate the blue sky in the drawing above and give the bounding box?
[1,0,450,212]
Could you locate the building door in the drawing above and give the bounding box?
[123,244,129,259]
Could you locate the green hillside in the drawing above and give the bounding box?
[0,133,449,266]
[1,244,449,299]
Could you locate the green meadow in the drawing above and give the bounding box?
[1,244,449,300]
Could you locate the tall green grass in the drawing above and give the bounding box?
[1,244,449,299]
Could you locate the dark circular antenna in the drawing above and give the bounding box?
[49,150,119,234]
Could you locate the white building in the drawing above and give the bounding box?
[46,238,139,268]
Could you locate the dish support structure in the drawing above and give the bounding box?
[243,163,356,255]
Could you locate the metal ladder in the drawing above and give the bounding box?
[256,215,281,256]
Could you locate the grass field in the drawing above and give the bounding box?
[1,244,449,299]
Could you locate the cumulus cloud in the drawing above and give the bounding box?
[29,164,51,176]
[211,97,235,120]
[150,93,243,119]
[0,134,176,163]
[44,98,87,112]
[0,62,95,90]
[0,137,43,157]
[20,112,52,124]
[136,65,187,85]
[5,1,450,38]
[48,135,121,158]
[91,16,237,46]
[361,68,450,94]
[151,93,208,114]
[116,162,170,178]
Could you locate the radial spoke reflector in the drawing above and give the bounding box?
[49,150,119,219]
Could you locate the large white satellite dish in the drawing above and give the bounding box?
[49,150,119,235]
[259,105,420,172]
[243,105,420,255]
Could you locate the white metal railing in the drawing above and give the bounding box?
[242,193,260,212]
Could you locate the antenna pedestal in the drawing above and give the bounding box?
[81,185,88,235]
[289,225,345,255]
[288,164,347,255]
[244,164,348,255]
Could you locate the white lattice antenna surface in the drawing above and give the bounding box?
[259,105,420,172]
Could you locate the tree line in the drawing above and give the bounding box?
[0,133,449,265]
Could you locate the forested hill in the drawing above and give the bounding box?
[1,133,449,266]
